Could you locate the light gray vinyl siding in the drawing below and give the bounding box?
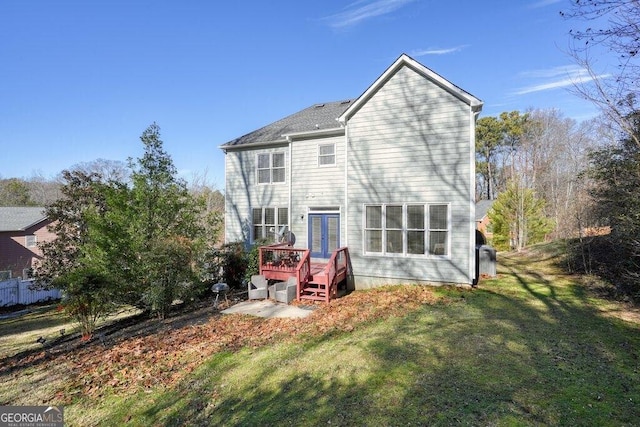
[346,64,473,286]
[290,134,346,249]
[224,144,290,243]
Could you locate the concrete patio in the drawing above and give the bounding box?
[221,300,316,319]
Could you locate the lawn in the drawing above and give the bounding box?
[1,242,640,426]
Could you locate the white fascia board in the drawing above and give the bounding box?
[282,127,344,141]
[339,53,483,124]
[219,139,289,152]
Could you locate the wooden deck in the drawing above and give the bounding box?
[258,244,351,303]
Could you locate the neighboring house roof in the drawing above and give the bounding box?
[0,207,48,232]
[339,53,483,123]
[475,200,494,222]
[221,99,354,149]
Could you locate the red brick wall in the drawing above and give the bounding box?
[476,216,493,239]
[0,220,55,279]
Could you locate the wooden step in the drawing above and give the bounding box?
[300,289,327,296]
[299,294,328,301]
[301,286,327,294]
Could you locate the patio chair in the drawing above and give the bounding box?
[248,275,268,300]
[269,276,298,304]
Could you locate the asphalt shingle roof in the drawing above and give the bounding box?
[475,200,494,222]
[221,99,353,148]
[0,207,47,232]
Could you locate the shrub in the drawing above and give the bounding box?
[140,237,197,319]
[245,239,269,283]
[54,266,116,339]
[203,242,248,290]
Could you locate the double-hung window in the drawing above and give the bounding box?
[364,203,449,256]
[318,143,336,166]
[257,152,285,184]
[252,207,289,242]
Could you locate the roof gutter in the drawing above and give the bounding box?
[219,138,289,152]
[283,127,344,142]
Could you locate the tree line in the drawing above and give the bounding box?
[480,0,640,300]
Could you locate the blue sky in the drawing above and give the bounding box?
[0,0,606,188]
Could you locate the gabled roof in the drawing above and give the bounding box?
[475,200,494,222]
[221,100,353,149]
[0,207,48,232]
[339,53,482,124]
[220,53,483,150]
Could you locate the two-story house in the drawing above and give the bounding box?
[220,54,483,289]
[0,207,54,280]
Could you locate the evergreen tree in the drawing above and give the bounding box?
[124,123,205,315]
[489,181,553,251]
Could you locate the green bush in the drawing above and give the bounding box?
[55,266,116,339]
[203,242,248,290]
[140,237,197,319]
[245,239,269,283]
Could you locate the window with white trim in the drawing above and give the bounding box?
[257,152,285,184]
[364,203,449,256]
[318,143,336,166]
[428,204,449,255]
[252,207,289,242]
[25,235,37,248]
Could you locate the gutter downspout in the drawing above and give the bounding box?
[286,136,293,243]
[221,148,229,244]
[470,107,482,285]
[341,120,349,248]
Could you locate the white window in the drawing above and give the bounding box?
[318,143,336,166]
[25,235,37,247]
[252,207,289,242]
[428,205,449,255]
[364,203,449,256]
[257,152,285,184]
[365,206,382,253]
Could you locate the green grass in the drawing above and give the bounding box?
[0,304,138,360]
[3,242,640,426]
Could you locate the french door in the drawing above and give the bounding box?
[308,214,340,259]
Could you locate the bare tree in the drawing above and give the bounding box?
[510,109,599,241]
[27,173,62,206]
[562,0,640,147]
[68,158,130,183]
[188,169,225,247]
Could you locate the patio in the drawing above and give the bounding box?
[221,300,316,319]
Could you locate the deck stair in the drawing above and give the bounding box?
[259,244,351,303]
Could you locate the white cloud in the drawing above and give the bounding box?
[324,0,416,29]
[411,45,468,56]
[529,0,563,9]
[513,65,610,95]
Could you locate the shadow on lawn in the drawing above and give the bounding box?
[0,299,222,380]
[100,262,640,426]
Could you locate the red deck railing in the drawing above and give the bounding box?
[301,247,350,302]
[259,244,311,293]
[258,244,351,303]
